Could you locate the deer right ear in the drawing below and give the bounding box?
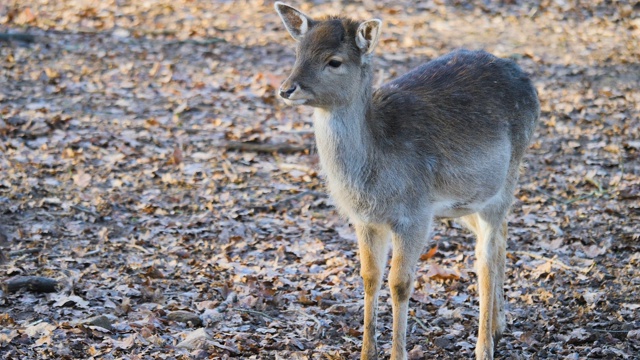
[356,19,382,55]
[274,2,313,41]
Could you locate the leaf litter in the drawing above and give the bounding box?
[0,0,639,359]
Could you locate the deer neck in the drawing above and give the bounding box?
[312,68,375,190]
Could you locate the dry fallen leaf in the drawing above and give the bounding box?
[73,171,92,189]
[176,328,210,350]
[425,263,460,281]
[112,334,136,350]
[52,294,90,308]
[420,244,438,261]
[24,322,56,338]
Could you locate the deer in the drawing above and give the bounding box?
[274,3,540,359]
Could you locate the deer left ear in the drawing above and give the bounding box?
[356,19,382,55]
[274,2,314,41]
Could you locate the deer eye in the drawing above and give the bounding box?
[327,59,342,68]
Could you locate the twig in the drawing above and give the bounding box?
[531,188,569,204]
[532,188,602,205]
[136,29,178,36]
[82,248,102,257]
[232,307,277,321]
[223,141,310,154]
[0,33,35,43]
[512,251,593,273]
[37,211,56,220]
[4,276,59,293]
[71,204,100,218]
[126,244,152,254]
[411,316,430,332]
[278,163,314,173]
[251,190,325,211]
[8,248,42,257]
[587,328,630,333]
[283,309,323,331]
[585,177,603,193]
[277,190,324,207]
[162,38,226,46]
[564,191,603,204]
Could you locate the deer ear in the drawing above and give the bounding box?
[274,2,313,41]
[356,19,382,54]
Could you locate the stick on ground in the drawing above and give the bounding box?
[223,141,310,153]
[0,33,35,43]
[5,276,59,293]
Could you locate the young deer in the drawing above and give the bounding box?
[274,3,539,359]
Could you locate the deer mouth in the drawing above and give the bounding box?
[282,98,308,105]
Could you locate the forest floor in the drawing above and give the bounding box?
[0,1,639,359]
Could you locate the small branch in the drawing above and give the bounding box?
[585,177,603,193]
[280,190,326,201]
[531,188,610,205]
[587,328,630,333]
[4,276,59,293]
[71,204,100,218]
[232,307,277,321]
[126,244,152,254]
[411,316,430,332]
[564,191,601,204]
[37,211,56,220]
[82,248,102,257]
[284,309,323,332]
[223,141,310,154]
[253,190,325,211]
[512,251,593,273]
[161,38,226,46]
[531,188,568,204]
[278,163,314,173]
[0,33,35,43]
[8,248,42,257]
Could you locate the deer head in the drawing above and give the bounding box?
[274,2,382,108]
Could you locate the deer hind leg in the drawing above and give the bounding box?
[355,223,391,360]
[388,217,432,360]
[492,221,508,346]
[460,212,507,360]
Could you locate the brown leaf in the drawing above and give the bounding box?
[73,171,92,188]
[52,294,90,308]
[167,146,182,166]
[176,328,210,350]
[425,263,460,281]
[420,244,438,261]
[44,68,60,81]
[16,8,36,24]
[408,345,425,359]
[144,266,165,279]
[24,322,56,338]
[113,334,136,350]
[583,244,606,258]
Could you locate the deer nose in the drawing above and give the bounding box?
[279,84,297,99]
